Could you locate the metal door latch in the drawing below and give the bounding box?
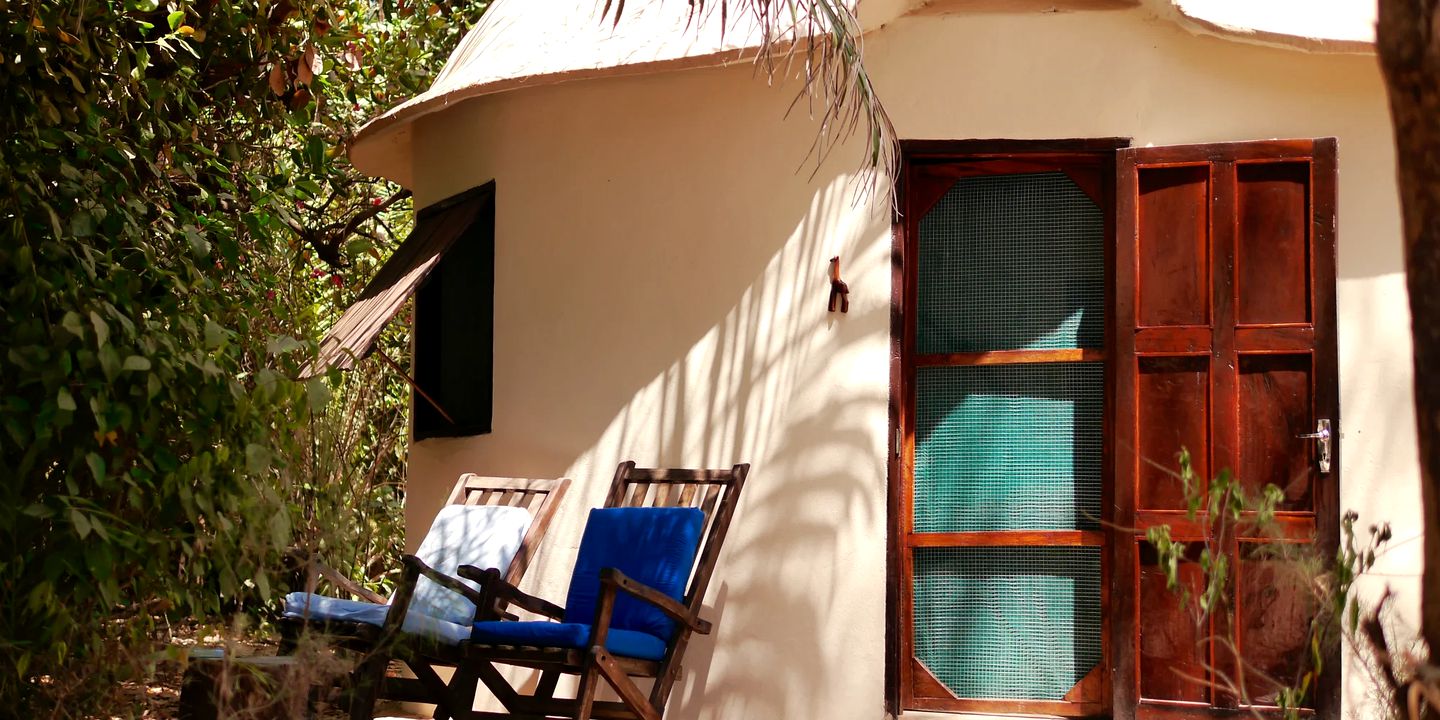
[1297,418,1332,474]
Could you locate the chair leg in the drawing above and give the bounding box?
[437,663,479,720]
[574,661,601,720]
[278,622,302,655]
[405,660,456,720]
[591,648,661,720]
[348,652,388,720]
[534,669,560,700]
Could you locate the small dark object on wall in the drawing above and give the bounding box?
[829,256,850,313]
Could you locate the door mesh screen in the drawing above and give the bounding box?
[913,546,1102,700]
[914,362,1103,532]
[917,172,1103,354]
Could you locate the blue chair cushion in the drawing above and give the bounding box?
[281,592,472,646]
[471,621,669,661]
[563,507,704,640]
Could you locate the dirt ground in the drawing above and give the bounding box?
[104,625,423,719]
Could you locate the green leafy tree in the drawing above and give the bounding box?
[0,0,486,714]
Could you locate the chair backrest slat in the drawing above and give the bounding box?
[678,483,698,507]
[443,474,572,587]
[601,462,747,610]
[625,482,650,507]
[698,483,723,517]
[599,461,748,712]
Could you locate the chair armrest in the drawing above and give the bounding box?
[400,555,488,608]
[287,547,387,604]
[600,568,712,634]
[457,564,566,621]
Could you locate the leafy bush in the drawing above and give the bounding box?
[0,0,486,714]
[1146,449,1390,717]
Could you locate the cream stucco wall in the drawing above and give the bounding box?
[402,7,1418,719]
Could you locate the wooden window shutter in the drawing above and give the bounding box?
[413,183,496,440]
[1110,139,1340,719]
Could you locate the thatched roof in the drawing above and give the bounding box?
[347,0,1376,187]
[348,0,781,185]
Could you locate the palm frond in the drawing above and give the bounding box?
[605,0,898,198]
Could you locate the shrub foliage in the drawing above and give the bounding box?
[0,0,486,713]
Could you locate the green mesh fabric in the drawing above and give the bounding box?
[914,362,1103,532]
[913,547,1102,700]
[917,172,1103,354]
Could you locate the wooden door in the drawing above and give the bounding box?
[897,148,1116,717]
[1110,139,1339,719]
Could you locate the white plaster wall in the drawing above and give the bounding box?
[404,7,1418,719]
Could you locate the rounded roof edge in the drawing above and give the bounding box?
[348,47,756,184]
[1169,0,1375,54]
[347,0,806,184]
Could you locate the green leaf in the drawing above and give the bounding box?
[204,320,225,349]
[69,211,96,238]
[97,345,121,380]
[254,368,279,397]
[122,355,151,372]
[89,311,109,347]
[41,202,64,239]
[266,335,304,356]
[86,453,105,482]
[69,508,93,540]
[305,136,325,172]
[167,11,185,30]
[61,312,85,339]
[186,225,211,258]
[268,507,289,549]
[306,378,330,412]
[132,46,150,79]
[245,443,272,474]
[56,387,76,412]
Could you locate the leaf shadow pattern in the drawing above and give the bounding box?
[399,58,893,718]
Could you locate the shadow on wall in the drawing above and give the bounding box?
[404,59,894,718]
[665,249,889,719]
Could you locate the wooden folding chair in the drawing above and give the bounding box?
[392,461,748,720]
[279,474,570,720]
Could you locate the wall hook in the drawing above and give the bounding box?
[828,256,850,313]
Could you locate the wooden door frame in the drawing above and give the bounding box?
[885,138,1131,717]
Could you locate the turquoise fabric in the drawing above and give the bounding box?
[562,507,704,640]
[470,621,669,661]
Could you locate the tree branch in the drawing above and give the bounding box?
[291,188,411,270]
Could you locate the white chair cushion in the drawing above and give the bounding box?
[409,504,533,625]
[281,592,471,646]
